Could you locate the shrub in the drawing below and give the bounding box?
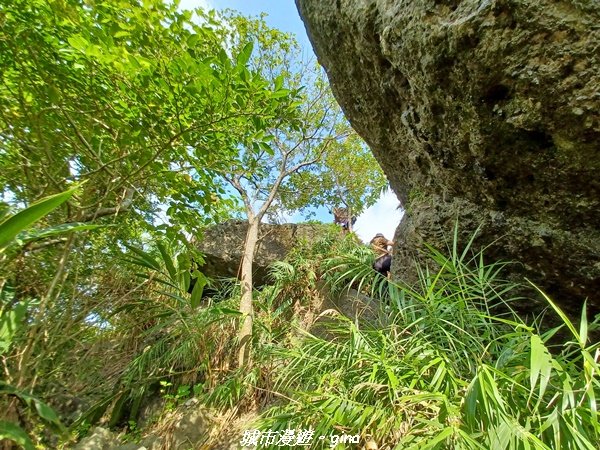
[257,231,600,449]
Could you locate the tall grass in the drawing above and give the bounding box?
[73,239,242,429]
[73,228,599,450]
[257,230,600,449]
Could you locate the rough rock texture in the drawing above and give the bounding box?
[296,0,600,316]
[71,427,119,450]
[141,402,256,450]
[70,403,242,449]
[197,221,329,286]
[168,403,211,450]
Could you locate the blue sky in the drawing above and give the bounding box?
[180,0,309,45]
[177,0,403,243]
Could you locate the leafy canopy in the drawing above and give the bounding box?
[213,13,387,222]
[0,0,297,236]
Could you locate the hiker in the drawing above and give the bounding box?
[332,206,356,232]
[370,233,394,277]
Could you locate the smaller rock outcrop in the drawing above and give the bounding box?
[196,221,330,285]
[71,427,119,450]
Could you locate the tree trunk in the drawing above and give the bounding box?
[347,206,353,233]
[237,218,260,367]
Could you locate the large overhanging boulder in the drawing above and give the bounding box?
[296,0,600,317]
[196,221,329,286]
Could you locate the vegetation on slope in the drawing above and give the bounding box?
[258,230,600,449]
[0,1,598,449]
[63,226,599,449]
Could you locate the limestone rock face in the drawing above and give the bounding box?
[296,0,600,315]
[196,221,329,285]
[71,427,119,450]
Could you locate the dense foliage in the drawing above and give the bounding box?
[1,1,597,449]
[0,0,293,231]
[259,231,600,449]
[71,225,598,449]
[0,0,387,446]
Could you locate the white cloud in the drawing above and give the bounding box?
[262,190,404,244]
[353,190,404,244]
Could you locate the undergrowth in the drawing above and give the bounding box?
[70,227,599,450]
[255,229,600,449]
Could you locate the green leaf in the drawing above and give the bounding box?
[416,427,454,450]
[0,383,65,432]
[131,271,180,290]
[579,300,588,346]
[190,272,208,308]
[210,307,242,317]
[187,33,200,47]
[236,41,253,66]
[529,334,552,405]
[67,34,89,51]
[217,48,229,65]
[156,290,189,306]
[124,245,162,272]
[384,365,399,390]
[530,282,581,344]
[128,54,142,69]
[18,223,105,244]
[0,187,79,252]
[181,267,191,293]
[33,399,63,429]
[274,74,284,91]
[271,88,290,99]
[156,242,177,282]
[0,303,26,355]
[0,421,35,450]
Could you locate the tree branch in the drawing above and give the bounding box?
[26,237,68,251]
[79,187,135,222]
[226,175,255,220]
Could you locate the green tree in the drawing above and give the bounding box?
[0,0,294,419]
[282,131,388,231]
[214,15,387,366]
[0,0,290,234]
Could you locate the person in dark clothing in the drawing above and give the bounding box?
[373,253,392,276]
[370,233,394,277]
